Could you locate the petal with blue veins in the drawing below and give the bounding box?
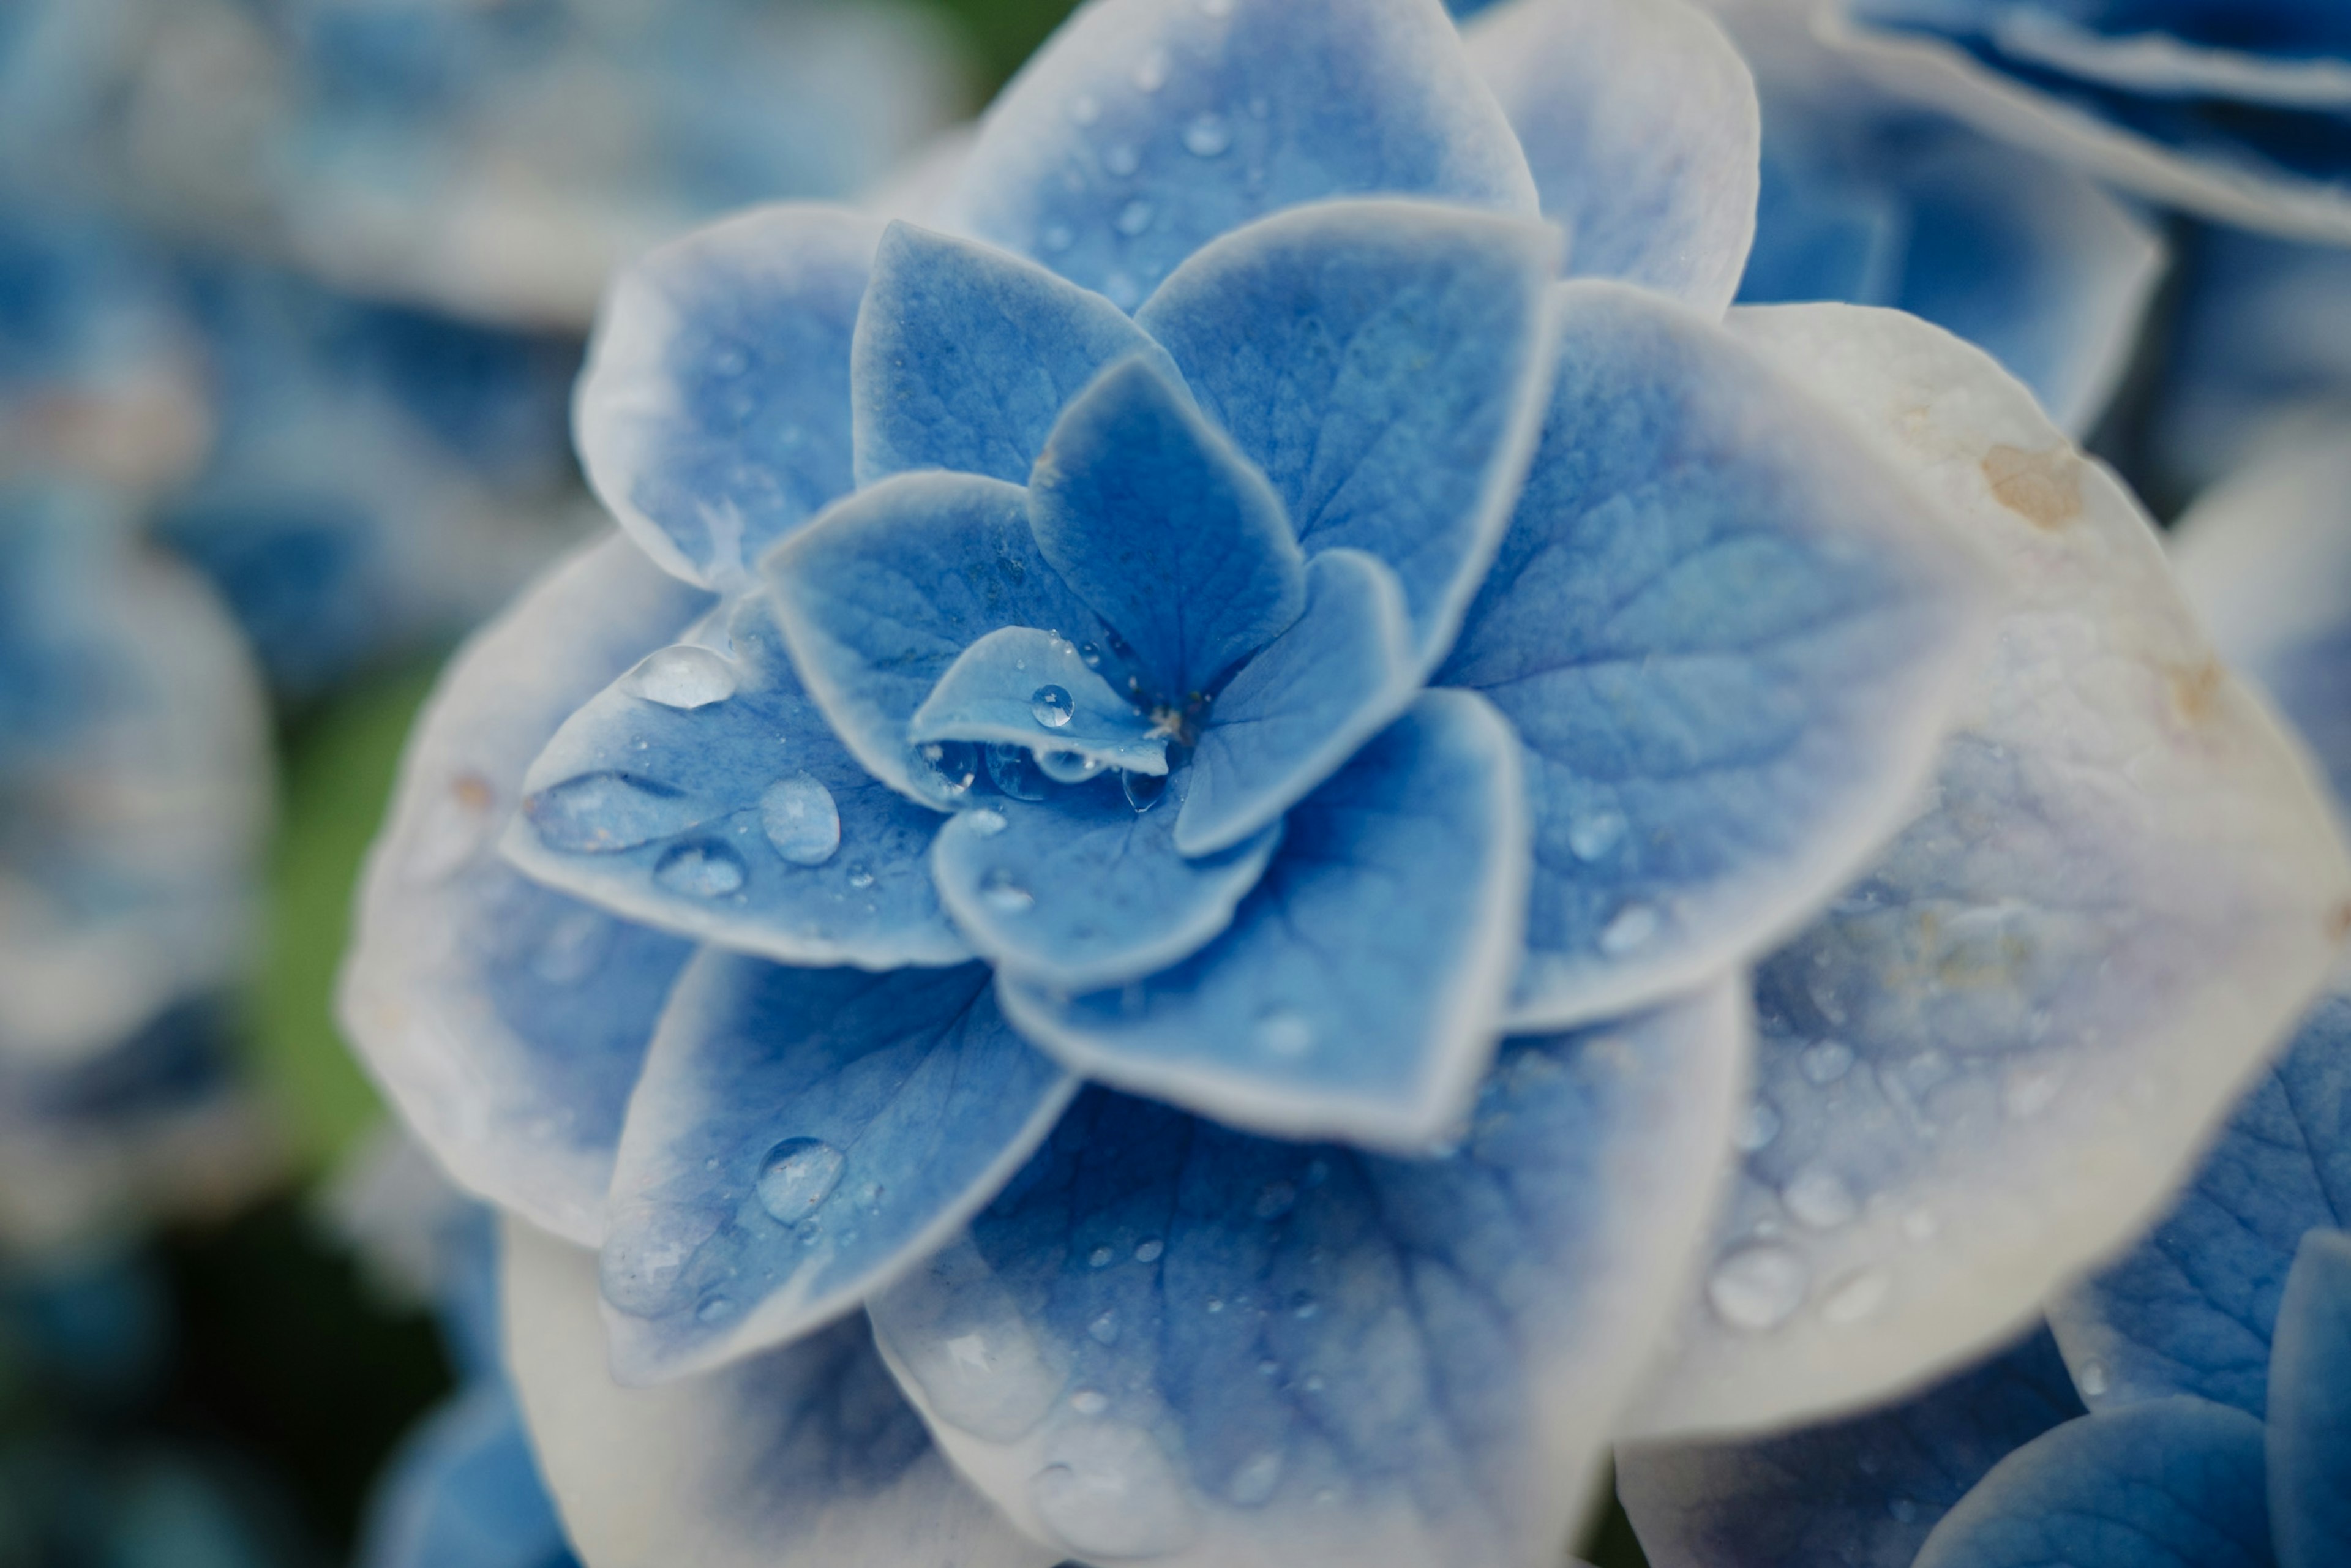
[930,767,1280,992]
[2270,1229,2351,1568]
[356,1383,571,1568]
[1136,199,1561,663]
[2048,989,2351,1420]
[503,591,969,970]
[765,472,1104,806]
[943,0,1538,308]
[501,1220,1060,1568]
[1439,280,1996,1035]
[341,535,707,1245]
[1621,305,2351,1442]
[1461,0,1760,315]
[1029,357,1303,705]
[1001,689,1528,1148]
[1177,549,1419,858]
[851,221,1182,487]
[574,205,879,590]
[1618,1325,2087,1568]
[869,981,1746,1568]
[910,626,1168,776]
[1910,1398,2272,1568]
[596,953,1076,1383]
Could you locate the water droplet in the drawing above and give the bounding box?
[979,743,1045,803]
[696,1296,737,1324]
[1032,685,1076,729]
[980,868,1034,912]
[1205,1297,1224,1313]
[654,841,748,898]
[760,773,839,865]
[1102,142,1140,177]
[1115,200,1155,237]
[1041,223,1075,254]
[1226,1450,1283,1507]
[1029,1427,1195,1559]
[1708,1244,1810,1330]
[1037,749,1104,784]
[915,740,978,802]
[1783,1165,1859,1229]
[1599,902,1660,956]
[1123,770,1168,812]
[2077,1360,2109,1398]
[1182,113,1231,157]
[1734,1101,1782,1153]
[846,862,876,890]
[966,809,1010,839]
[1070,1389,1109,1416]
[1293,1298,1319,1320]
[1089,1245,1115,1269]
[1821,1267,1891,1325]
[1077,640,1104,669]
[1089,1310,1119,1345]
[1134,1238,1164,1263]
[1567,808,1627,862]
[623,645,737,709]
[1888,1498,1918,1525]
[756,1136,845,1222]
[1131,48,1169,92]
[527,773,704,853]
[1253,1181,1296,1220]
[1800,1039,1856,1085]
[2002,1060,2066,1120]
[1255,1008,1314,1058]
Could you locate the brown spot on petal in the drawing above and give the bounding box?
[2167,660,2223,726]
[1982,444,2083,528]
[452,771,495,812]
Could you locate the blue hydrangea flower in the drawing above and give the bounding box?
[1820,0,2351,242]
[343,1,2351,1561]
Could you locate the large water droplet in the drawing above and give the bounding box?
[2077,1360,2109,1398]
[1782,1165,1859,1229]
[980,869,1033,912]
[1226,1450,1283,1507]
[1183,113,1231,157]
[1255,1008,1314,1058]
[1037,750,1104,784]
[915,740,978,802]
[528,773,704,853]
[756,1137,845,1223]
[988,743,1051,801]
[1032,685,1076,729]
[1123,770,1168,813]
[1567,808,1627,862]
[623,645,736,710]
[1800,1039,1855,1085]
[1029,1428,1196,1559]
[760,774,840,865]
[654,841,747,898]
[1708,1243,1809,1330]
[1599,901,1660,956]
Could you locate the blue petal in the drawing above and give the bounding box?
[1029,357,1303,705]
[1619,1326,2087,1568]
[1461,0,1761,314]
[766,472,1104,805]
[575,205,879,589]
[910,626,1169,776]
[1135,199,1561,664]
[943,0,1538,308]
[929,767,1280,992]
[596,953,1076,1383]
[501,1223,1060,1568]
[2048,989,2351,1420]
[851,221,1182,487]
[1000,689,1528,1147]
[2270,1228,2351,1568]
[503,591,968,970]
[342,536,705,1244]
[1177,549,1419,858]
[869,982,1747,1568]
[356,1384,573,1568]
[1910,1398,2272,1568]
[1439,281,1992,1032]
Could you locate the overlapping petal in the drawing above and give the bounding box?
[503,591,969,970]
[1439,281,1995,1034]
[597,954,1075,1382]
[1622,306,2351,1441]
[1909,1398,2273,1568]
[1461,0,1761,314]
[575,205,880,589]
[1618,1326,2087,1568]
[910,627,1169,776]
[1000,689,1528,1147]
[943,0,1539,309]
[870,983,1745,1568]
[341,536,707,1244]
[1136,198,1560,663]
[501,1220,1059,1568]
[2270,1229,2351,1568]
[357,1382,572,1568]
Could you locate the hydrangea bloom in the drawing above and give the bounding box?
[343,1,2351,1562]
[1821,0,2351,242]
